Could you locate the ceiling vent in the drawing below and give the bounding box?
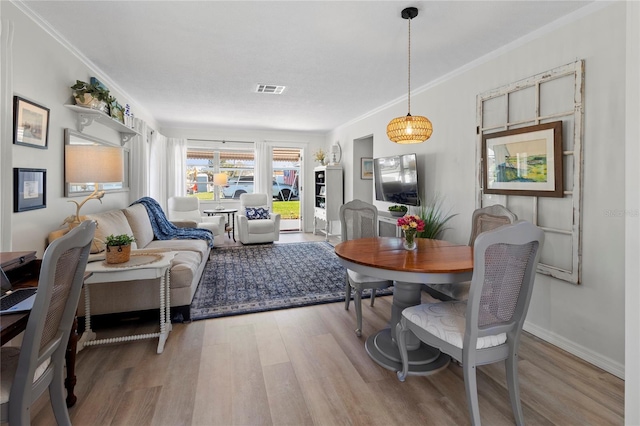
[256,84,285,94]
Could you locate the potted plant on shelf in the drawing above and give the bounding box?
[388,204,408,217]
[70,80,110,112]
[104,234,136,264]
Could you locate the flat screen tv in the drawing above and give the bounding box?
[373,153,420,206]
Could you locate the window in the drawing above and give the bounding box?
[186,149,255,200]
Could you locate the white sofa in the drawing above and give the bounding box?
[81,203,211,321]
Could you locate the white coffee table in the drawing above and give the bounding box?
[79,252,176,354]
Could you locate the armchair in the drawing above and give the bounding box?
[236,193,281,244]
[167,196,224,236]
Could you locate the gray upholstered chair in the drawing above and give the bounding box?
[425,204,517,301]
[339,199,393,337]
[0,220,96,426]
[396,221,544,425]
[167,196,225,236]
[236,193,281,244]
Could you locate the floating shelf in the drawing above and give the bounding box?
[65,104,140,145]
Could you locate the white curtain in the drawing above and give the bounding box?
[254,140,273,203]
[149,133,186,212]
[128,118,150,204]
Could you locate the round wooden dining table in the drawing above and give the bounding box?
[334,237,473,375]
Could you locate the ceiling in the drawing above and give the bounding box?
[20,1,593,133]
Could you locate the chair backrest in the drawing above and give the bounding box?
[468,204,517,246]
[339,199,378,242]
[466,221,544,345]
[240,193,269,209]
[9,220,95,414]
[168,196,202,223]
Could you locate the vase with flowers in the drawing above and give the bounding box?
[397,214,425,250]
[314,148,326,166]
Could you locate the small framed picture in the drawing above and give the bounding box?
[361,158,373,180]
[482,121,563,197]
[14,168,47,212]
[13,96,50,149]
[319,186,327,196]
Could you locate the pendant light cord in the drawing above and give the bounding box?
[407,16,412,115]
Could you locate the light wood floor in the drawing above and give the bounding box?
[30,233,624,426]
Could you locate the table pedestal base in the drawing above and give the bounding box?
[365,328,450,375]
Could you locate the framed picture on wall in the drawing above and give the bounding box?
[361,158,373,180]
[13,96,50,149]
[482,121,563,197]
[14,168,47,212]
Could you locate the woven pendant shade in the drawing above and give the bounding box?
[387,114,433,144]
[387,7,432,144]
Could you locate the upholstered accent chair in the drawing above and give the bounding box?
[167,196,224,236]
[236,193,281,244]
[339,199,393,337]
[424,204,517,301]
[397,221,544,425]
[1,221,95,425]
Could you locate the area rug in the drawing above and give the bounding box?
[190,242,390,320]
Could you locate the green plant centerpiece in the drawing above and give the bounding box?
[417,195,458,240]
[388,204,408,217]
[104,234,135,264]
[70,80,110,110]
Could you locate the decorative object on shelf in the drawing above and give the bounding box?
[330,141,342,165]
[387,7,433,144]
[13,168,46,212]
[70,79,110,111]
[397,214,425,250]
[417,194,457,240]
[213,173,228,209]
[104,234,135,264]
[388,204,408,217]
[13,96,49,149]
[313,148,326,165]
[110,101,125,124]
[482,121,564,197]
[65,143,123,227]
[361,157,373,180]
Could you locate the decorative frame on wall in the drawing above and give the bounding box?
[361,158,373,180]
[482,121,563,197]
[13,168,47,212]
[13,96,50,149]
[476,60,584,284]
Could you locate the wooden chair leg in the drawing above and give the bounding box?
[354,289,363,337]
[506,351,525,425]
[463,362,481,426]
[370,288,376,306]
[344,276,351,311]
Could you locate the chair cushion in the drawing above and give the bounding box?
[246,219,275,234]
[1,347,51,407]
[402,301,507,350]
[245,207,270,220]
[347,269,391,284]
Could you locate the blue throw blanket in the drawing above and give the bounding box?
[131,197,214,248]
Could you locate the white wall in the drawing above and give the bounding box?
[329,2,627,376]
[160,126,327,233]
[352,135,373,204]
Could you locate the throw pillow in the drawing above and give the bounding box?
[245,207,270,220]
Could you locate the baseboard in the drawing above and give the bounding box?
[524,321,625,379]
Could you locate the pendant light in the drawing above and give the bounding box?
[387,7,433,144]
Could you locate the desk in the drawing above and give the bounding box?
[80,252,176,354]
[334,237,473,375]
[204,208,238,242]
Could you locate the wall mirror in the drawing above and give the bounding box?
[64,128,129,197]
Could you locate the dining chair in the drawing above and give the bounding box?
[1,220,96,426]
[339,199,393,337]
[396,220,544,425]
[424,204,517,301]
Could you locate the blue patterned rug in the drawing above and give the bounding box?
[190,242,389,320]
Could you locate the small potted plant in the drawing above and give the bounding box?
[104,234,135,264]
[388,204,408,217]
[70,80,110,111]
